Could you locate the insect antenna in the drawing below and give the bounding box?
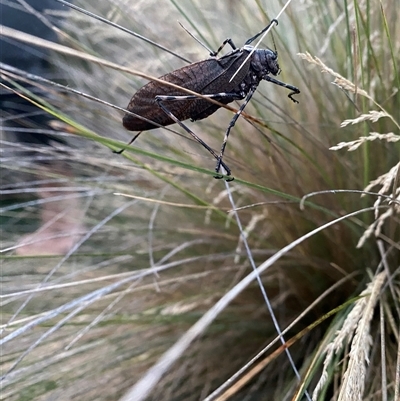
[178,22,215,55]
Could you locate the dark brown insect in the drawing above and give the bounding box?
[122,19,300,179]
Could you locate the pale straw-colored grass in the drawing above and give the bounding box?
[312,271,386,401]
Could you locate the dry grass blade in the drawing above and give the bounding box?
[298,52,370,98]
[340,111,390,127]
[313,271,387,401]
[357,163,400,247]
[338,271,386,401]
[330,132,400,151]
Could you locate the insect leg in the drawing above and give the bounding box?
[210,38,237,57]
[155,93,243,102]
[113,131,142,154]
[245,19,278,45]
[214,88,257,177]
[155,97,234,178]
[178,22,236,57]
[264,75,300,103]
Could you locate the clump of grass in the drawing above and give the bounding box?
[1,0,399,400]
[312,271,387,401]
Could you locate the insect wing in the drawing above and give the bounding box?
[123,50,251,131]
[123,59,218,131]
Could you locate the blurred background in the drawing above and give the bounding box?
[1,0,399,400]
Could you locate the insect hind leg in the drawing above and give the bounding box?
[210,38,237,57]
[245,19,278,45]
[113,131,142,154]
[155,96,234,179]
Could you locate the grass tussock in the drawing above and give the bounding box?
[1,0,399,400]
